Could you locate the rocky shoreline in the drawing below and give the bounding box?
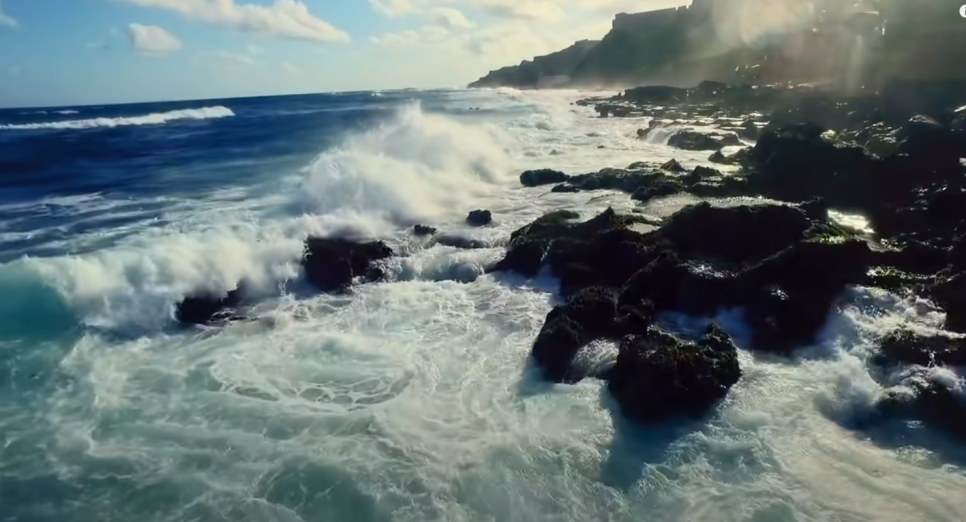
[176,81,966,440]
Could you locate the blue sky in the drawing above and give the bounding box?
[0,0,687,107]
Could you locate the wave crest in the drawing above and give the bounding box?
[295,102,513,227]
[1,106,234,131]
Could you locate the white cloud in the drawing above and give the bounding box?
[0,0,17,27]
[472,0,564,21]
[429,7,471,28]
[127,23,182,54]
[370,0,416,17]
[281,61,302,74]
[112,0,350,43]
[371,26,450,48]
[246,43,264,55]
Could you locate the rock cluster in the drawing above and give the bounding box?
[504,81,966,429]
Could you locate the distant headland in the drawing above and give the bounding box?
[469,0,966,93]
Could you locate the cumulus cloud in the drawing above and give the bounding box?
[429,7,471,28]
[127,23,182,53]
[370,25,450,48]
[0,0,17,27]
[472,0,564,21]
[112,0,350,43]
[370,0,416,17]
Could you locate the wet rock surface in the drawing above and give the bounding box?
[302,237,394,292]
[175,289,243,326]
[466,209,493,227]
[504,81,966,428]
[608,324,741,423]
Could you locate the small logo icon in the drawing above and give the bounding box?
[961,4,966,17]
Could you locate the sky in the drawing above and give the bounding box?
[0,0,688,107]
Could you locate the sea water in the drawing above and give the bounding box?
[0,88,964,522]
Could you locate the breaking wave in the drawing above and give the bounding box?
[1,106,234,131]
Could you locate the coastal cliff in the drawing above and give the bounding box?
[469,5,731,89]
[468,40,601,89]
[468,0,966,91]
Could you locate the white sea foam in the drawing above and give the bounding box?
[295,102,515,229]
[3,89,966,522]
[0,106,234,130]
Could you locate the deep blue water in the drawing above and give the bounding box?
[0,90,487,262]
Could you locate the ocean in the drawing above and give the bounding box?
[0,88,964,522]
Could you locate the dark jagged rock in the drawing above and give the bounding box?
[708,147,752,166]
[667,131,730,151]
[466,209,493,227]
[924,273,966,333]
[492,240,546,277]
[744,122,875,208]
[413,224,437,236]
[660,159,685,172]
[685,165,724,184]
[495,208,659,297]
[436,235,489,249]
[631,178,686,203]
[738,119,759,141]
[302,237,394,292]
[741,239,872,353]
[608,324,741,423]
[637,119,663,140]
[531,286,619,382]
[521,169,568,187]
[895,115,966,170]
[548,227,661,296]
[708,150,729,165]
[622,86,688,105]
[618,251,742,317]
[568,167,664,193]
[656,202,812,266]
[506,209,581,247]
[175,289,242,325]
[876,329,966,368]
[876,371,966,440]
[551,184,580,193]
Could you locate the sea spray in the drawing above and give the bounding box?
[296,102,515,226]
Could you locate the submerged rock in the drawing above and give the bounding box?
[520,168,568,187]
[531,286,619,382]
[630,178,685,203]
[302,237,394,292]
[668,131,741,151]
[176,289,242,325]
[876,370,966,440]
[435,234,489,249]
[466,209,493,227]
[608,324,741,423]
[876,329,966,368]
[667,131,726,151]
[413,224,438,236]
